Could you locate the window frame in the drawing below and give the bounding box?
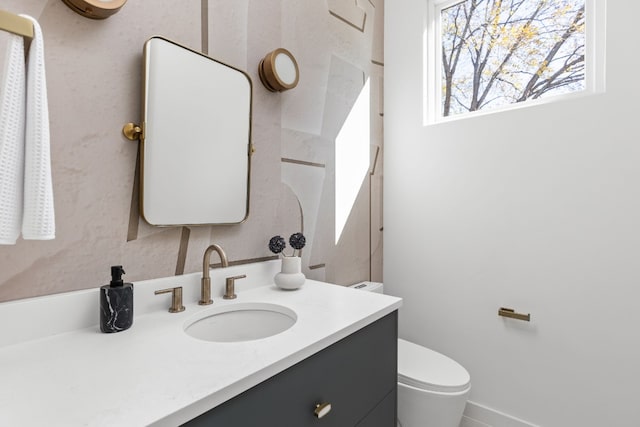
[423,0,605,125]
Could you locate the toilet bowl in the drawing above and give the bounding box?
[349,282,470,427]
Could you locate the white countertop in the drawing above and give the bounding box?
[0,271,401,426]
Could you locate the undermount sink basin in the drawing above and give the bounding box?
[184,302,297,342]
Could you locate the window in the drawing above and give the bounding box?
[428,0,591,120]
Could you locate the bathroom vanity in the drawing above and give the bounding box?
[0,261,401,426]
[185,311,397,427]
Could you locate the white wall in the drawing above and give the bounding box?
[384,1,640,426]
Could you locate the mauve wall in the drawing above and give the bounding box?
[0,0,383,302]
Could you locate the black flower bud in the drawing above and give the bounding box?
[268,235,286,254]
[289,232,306,250]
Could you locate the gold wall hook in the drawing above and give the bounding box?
[498,307,530,322]
[122,122,142,141]
[0,10,34,39]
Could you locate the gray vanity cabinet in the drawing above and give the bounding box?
[183,311,398,427]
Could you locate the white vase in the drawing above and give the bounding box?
[274,256,306,290]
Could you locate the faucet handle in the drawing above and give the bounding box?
[155,286,186,313]
[223,275,246,300]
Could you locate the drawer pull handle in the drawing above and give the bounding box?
[314,402,332,419]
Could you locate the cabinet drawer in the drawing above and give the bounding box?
[183,311,398,427]
[356,389,397,427]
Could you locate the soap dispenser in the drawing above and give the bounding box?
[100,266,133,333]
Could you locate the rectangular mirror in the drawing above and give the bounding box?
[140,36,252,226]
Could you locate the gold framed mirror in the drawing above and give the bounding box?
[127,37,253,226]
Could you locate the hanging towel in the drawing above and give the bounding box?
[20,15,55,240]
[0,33,26,245]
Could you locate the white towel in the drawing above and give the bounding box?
[20,15,55,240]
[0,33,26,245]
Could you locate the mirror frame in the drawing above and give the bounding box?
[138,36,253,227]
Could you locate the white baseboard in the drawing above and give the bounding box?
[461,401,540,427]
[460,415,492,427]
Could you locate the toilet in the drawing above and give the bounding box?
[349,282,471,427]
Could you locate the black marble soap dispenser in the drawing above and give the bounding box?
[100,266,133,333]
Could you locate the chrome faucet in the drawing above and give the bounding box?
[200,244,228,305]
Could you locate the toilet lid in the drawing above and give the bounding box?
[398,339,471,393]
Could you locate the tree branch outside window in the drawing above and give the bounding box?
[441,0,586,117]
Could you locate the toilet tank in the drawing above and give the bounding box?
[349,281,384,294]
